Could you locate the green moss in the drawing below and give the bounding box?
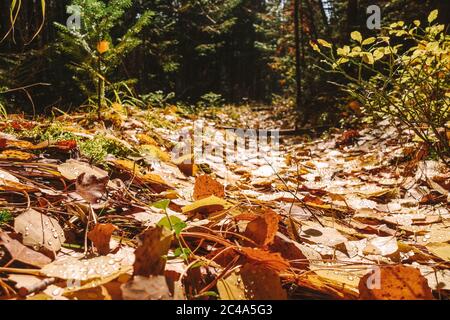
[79,134,131,164]
[11,121,77,142]
[40,122,77,142]
[0,209,12,225]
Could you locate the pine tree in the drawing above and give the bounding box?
[54,0,153,113]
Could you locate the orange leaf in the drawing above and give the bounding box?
[238,247,290,272]
[193,175,225,200]
[240,263,287,300]
[88,223,118,255]
[358,265,434,300]
[55,140,77,151]
[244,209,279,247]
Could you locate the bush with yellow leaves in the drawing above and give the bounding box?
[312,10,449,164]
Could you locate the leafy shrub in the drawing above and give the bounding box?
[314,10,449,164]
[197,92,225,109]
[140,91,175,108]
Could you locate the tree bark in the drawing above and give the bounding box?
[294,0,302,112]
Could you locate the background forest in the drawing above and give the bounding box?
[0,0,448,119]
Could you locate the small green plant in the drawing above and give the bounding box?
[197,92,225,109]
[154,200,190,261]
[54,0,153,116]
[140,91,175,108]
[0,209,13,226]
[313,10,450,164]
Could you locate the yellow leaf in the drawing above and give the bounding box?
[362,52,374,65]
[362,37,376,46]
[181,195,231,214]
[140,145,171,162]
[337,46,350,56]
[309,40,320,52]
[426,242,450,261]
[351,31,362,43]
[428,10,438,24]
[0,150,35,161]
[217,271,247,300]
[317,39,332,48]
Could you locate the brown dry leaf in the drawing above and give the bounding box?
[4,139,36,149]
[299,223,348,247]
[181,195,231,214]
[240,263,287,300]
[0,150,35,161]
[57,159,108,181]
[193,175,225,200]
[173,153,197,176]
[0,231,52,267]
[358,265,434,300]
[121,275,172,300]
[238,247,290,272]
[133,226,173,277]
[112,159,142,174]
[270,232,319,269]
[244,209,279,247]
[76,172,109,204]
[88,223,118,255]
[41,256,129,281]
[14,208,65,252]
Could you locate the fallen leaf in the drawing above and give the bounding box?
[121,275,172,300]
[217,271,247,300]
[133,226,173,277]
[358,265,434,300]
[363,236,398,256]
[14,209,65,253]
[244,209,279,247]
[0,150,35,161]
[238,247,290,272]
[0,168,19,183]
[193,175,225,200]
[58,159,108,180]
[0,231,51,267]
[76,172,109,204]
[181,195,231,214]
[41,255,129,283]
[173,153,197,176]
[240,263,287,300]
[425,242,450,261]
[88,223,118,255]
[299,224,347,247]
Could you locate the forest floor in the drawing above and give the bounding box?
[0,104,449,300]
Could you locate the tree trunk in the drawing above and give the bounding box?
[347,0,358,33]
[294,0,302,113]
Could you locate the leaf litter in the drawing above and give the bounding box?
[0,107,449,300]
